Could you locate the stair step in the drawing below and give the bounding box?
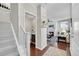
[7,51,19,56]
[0,35,14,38]
[0,45,18,56]
[0,22,19,56]
[0,37,14,42]
[0,31,13,35]
[0,39,16,48]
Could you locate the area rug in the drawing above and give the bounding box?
[43,47,67,56]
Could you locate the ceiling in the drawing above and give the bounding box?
[24,3,71,21]
[30,3,71,21]
[3,3,71,21]
[47,3,71,21]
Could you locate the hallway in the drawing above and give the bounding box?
[0,3,79,56]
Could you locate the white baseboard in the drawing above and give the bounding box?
[36,44,47,50]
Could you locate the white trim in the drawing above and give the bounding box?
[36,45,47,50]
[53,17,71,21]
[10,23,21,56]
[41,45,47,50]
[20,25,26,33]
[24,9,37,17]
[36,46,42,50]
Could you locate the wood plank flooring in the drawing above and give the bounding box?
[30,40,70,56]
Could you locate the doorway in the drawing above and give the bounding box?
[25,12,36,56]
[57,19,71,55]
[47,19,71,55]
[58,20,70,43]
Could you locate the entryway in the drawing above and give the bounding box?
[47,19,71,56]
[25,12,36,56]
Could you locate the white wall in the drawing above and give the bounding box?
[36,5,41,49]
[23,3,37,33]
[25,13,36,33]
[11,3,28,56]
[18,3,47,52]
[23,3,37,16]
[25,14,32,32]
[10,4,22,55]
[0,7,10,23]
[70,4,79,56]
[41,28,47,50]
[54,21,59,36]
[47,3,71,20]
[18,3,37,33]
[22,4,37,55]
[32,18,36,33]
[10,3,19,39]
[36,4,47,50]
[18,4,25,32]
[18,3,37,56]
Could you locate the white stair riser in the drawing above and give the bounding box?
[0,22,19,56]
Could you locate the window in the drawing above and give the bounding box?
[60,21,69,33]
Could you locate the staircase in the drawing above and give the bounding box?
[0,22,19,56]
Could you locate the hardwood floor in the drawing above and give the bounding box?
[30,43,49,56]
[47,40,69,50]
[30,40,70,56]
